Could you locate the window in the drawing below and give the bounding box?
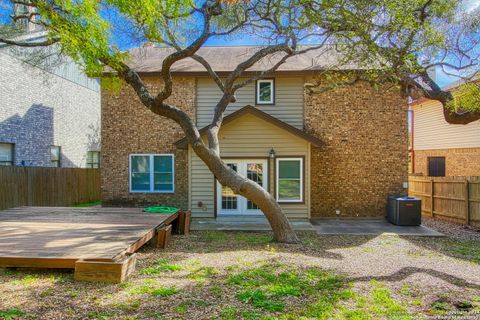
[129,154,174,193]
[428,157,445,177]
[276,158,303,202]
[256,79,274,105]
[0,143,14,166]
[51,146,61,167]
[86,151,100,168]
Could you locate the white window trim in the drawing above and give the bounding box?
[256,79,274,104]
[129,154,175,193]
[276,157,303,203]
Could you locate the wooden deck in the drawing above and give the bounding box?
[0,207,181,282]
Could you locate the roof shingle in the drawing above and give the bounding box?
[126,45,367,73]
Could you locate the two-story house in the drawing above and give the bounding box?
[409,80,480,177]
[101,46,409,220]
[0,31,101,168]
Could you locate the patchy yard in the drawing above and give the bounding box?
[0,231,479,320]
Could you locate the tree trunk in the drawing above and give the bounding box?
[192,143,300,243]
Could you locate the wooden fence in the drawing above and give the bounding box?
[408,176,480,227]
[0,166,100,210]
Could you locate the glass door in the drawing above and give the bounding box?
[217,159,268,215]
[220,163,240,214]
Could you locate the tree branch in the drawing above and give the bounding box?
[0,36,58,47]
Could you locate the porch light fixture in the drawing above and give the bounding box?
[269,148,276,159]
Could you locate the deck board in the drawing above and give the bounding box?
[0,207,177,265]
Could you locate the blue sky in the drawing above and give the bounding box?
[1,0,478,86]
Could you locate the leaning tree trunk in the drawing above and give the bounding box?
[192,143,300,244]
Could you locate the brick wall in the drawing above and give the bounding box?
[304,79,409,217]
[101,76,195,208]
[102,74,408,215]
[414,148,480,176]
[0,51,100,167]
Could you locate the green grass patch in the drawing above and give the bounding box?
[339,281,414,320]
[237,289,285,312]
[0,308,25,320]
[227,263,350,315]
[141,259,182,275]
[87,311,114,320]
[209,285,223,298]
[127,281,179,298]
[113,300,141,311]
[151,287,179,297]
[175,299,210,315]
[450,239,480,264]
[370,281,412,318]
[187,266,218,283]
[220,306,239,320]
[71,201,101,207]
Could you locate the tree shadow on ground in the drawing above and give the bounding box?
[1,231,480,319]
[350,266,480,290]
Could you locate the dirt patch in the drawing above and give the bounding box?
[0,231,479,319]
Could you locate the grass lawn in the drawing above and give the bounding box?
[71,201,101,207]
[0,231,479,319]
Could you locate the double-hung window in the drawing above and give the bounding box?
[130,154,174,193]
[276,158,303,202]
[256,79,274,105]
[86,151,100,168]
[0,143,14,166]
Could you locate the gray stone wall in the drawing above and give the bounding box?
[0,51,100,167]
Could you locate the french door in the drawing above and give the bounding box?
[216,159,268,215]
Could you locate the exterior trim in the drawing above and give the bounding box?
[255,78,275,105]
[409,109,415,173]
[175,105,324,149]
[214,157,270,217]
[274,156,305,204]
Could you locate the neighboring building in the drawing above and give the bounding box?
[409,81,480,177]
[101,46,409,219]
[0,31,101,168]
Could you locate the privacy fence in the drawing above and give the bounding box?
[0,166,100,210]
[408,176,480,227]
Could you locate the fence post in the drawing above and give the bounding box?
[430,178,434,218]
[465,178,470,226]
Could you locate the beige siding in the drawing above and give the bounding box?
[189,113,310,219]
[196,77,304,129]
[413,100,480,150]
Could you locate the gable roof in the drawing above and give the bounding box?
[175,105,324,149]
[127,45,368,74]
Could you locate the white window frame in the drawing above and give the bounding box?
[129,154,175,193]
[276,157,303,203]
[256,79,274,105]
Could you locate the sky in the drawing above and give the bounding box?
[0,0,479,86]
[434,0,480,86]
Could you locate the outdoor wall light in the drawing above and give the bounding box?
[269,148,276,159]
